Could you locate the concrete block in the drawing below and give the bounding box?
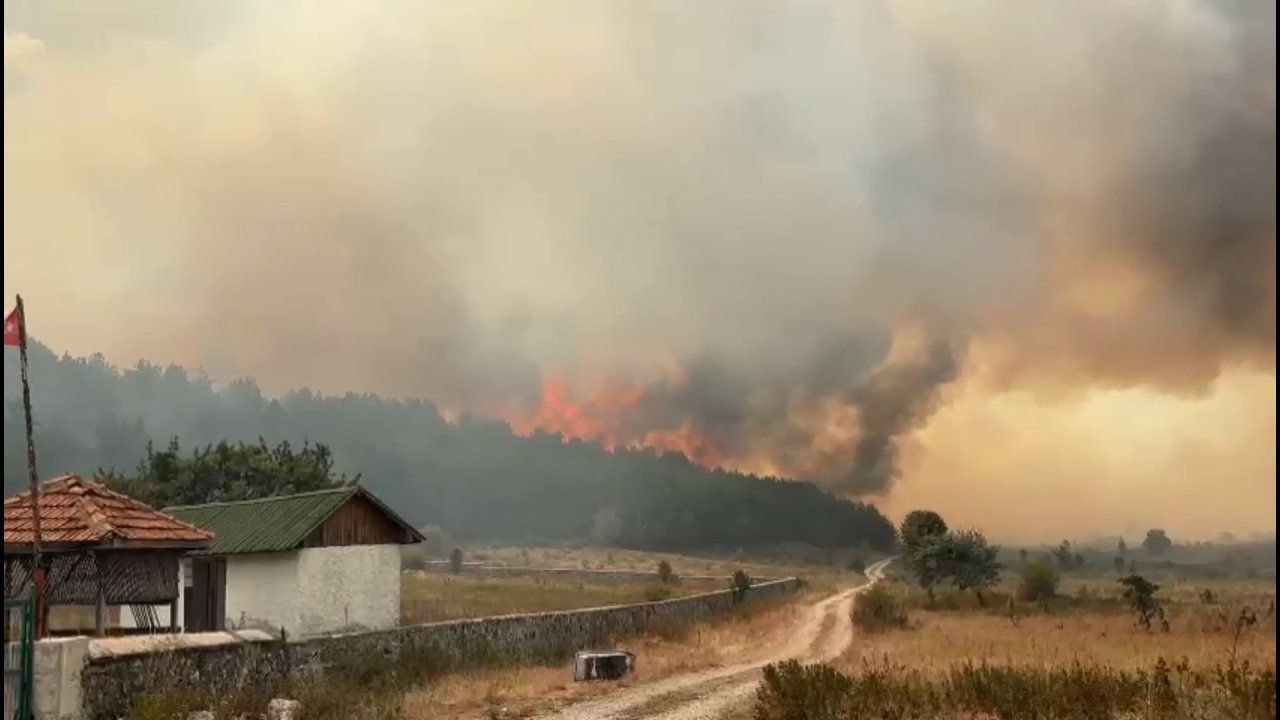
[33,635,90,720]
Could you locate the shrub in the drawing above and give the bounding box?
[731,570,752,603]
[756,660,853,720]
[752,658,1279,720]
[1017,559,1061,602]
[644,585,676,602]
[657,559,675,584]
[448,547,464,574]
[851,585,909,632]
[1118,574,1166,631]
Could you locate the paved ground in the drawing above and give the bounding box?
[534,558,894,720]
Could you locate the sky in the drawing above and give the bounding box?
[4,0,1275,541]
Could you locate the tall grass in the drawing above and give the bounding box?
[755,657,1277,720]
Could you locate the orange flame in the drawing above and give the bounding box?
[506,373,724,468]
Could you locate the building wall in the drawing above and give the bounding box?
[224,552,301,636]
[295,545,401,636]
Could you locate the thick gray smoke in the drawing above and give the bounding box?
[3,0,1274,496]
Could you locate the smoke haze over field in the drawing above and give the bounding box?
[4,1,1275,536]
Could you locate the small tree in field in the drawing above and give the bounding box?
[1142,529,1174,556]
[449,547,464,574]
[656,560,675,584]
[1113,556,1125,574]
[1119,574,1166,630]
[1017,559,1061,603]
[905,534,949,600]
[899,510,949,554]
[943,529,1002,605]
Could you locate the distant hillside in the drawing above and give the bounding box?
[3,341,897,552]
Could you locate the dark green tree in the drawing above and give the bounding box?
[898,510,949,554]
[941,529,1002,603]
[97,437,346,507]
[1142,529,1174,556]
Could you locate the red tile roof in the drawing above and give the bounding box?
[3,475,213,547]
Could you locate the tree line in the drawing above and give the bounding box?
[3,340,897,551]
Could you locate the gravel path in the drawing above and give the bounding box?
[533,558,894,720]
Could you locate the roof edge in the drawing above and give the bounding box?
[163,486,356,512]
[351,487,426,544]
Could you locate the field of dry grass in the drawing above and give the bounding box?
[400,572,726,624]
[750,574,1277,720]
[466,544,852,584]
[399,592,817,719]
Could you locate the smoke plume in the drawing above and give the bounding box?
[4,0,1275,498]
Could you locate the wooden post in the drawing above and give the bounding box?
[14,295,48,639]
[170,597,179,633]
[93,552,106,637]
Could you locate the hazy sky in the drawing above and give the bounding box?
[4,1,1275,540]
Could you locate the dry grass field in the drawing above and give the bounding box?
[751,574,1277,720]
[464,544,855,585]
[400,573,726,624]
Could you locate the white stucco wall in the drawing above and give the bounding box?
[120,546,401,638]
[294,544,401,636]
[224,552,302,635]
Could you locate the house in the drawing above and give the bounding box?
[164,485,423,638]
[3,475,213,636]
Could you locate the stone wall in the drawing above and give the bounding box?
[78,578,800,719]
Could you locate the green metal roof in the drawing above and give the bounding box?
[165,487,359,555]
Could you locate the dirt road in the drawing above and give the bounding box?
[534,557,894,720]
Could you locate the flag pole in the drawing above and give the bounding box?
[15,295,47,638]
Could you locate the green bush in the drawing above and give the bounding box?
[657,560,675,584]
[448,547,464,574]
[851,584,909,632]
[1017,559,1061,602]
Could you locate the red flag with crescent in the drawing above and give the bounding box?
[3,306,20,346]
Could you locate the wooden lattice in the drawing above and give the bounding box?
[4,551,179,605]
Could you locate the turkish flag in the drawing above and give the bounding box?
[3,307,20,347]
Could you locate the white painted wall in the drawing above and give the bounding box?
[295,545,401,636]
[224,552,302,635]
[121,546,402,638]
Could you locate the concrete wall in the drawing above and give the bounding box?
[295,545,401,636]
[124,547,401,637]
[226,552,302,635]
[77,577,800,719]
[32,636,89,720]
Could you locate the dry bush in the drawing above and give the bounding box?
[851,585,910,632]
[755,657,1276,720]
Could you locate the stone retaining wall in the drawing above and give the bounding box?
[79,578,800,719]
